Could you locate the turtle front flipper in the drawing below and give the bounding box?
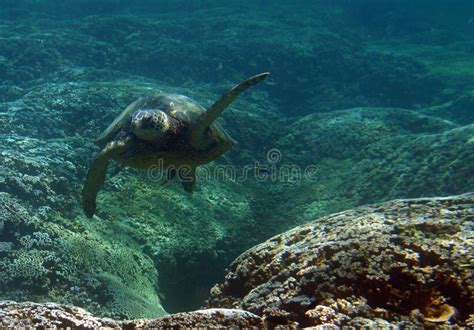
[189,72,269,149]
[82,140,128,218]
[82,155,109,218]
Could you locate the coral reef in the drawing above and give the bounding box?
[0,193,166,319]
[123,309,263,328]
[0,301,263,329]
[1,193,471,328]
[206,193,474,328]
[0,2,454,116]
[277,107,457,163]
[245,107,474,237]
[1,136,81,212]
[1,52,473,318]
[0,301,119,329]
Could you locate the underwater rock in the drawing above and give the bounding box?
[122,308,263,328]
[277,106,457,165]
[0,135,82,212]
[1,80,472,318]
[0,302,263,329]
[424,91,474,125]
[0,301,120,328]
[0,192,167,320]
[264,108,474,228]
[206,193,474,328]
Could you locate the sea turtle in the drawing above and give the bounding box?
[82,72,269,218]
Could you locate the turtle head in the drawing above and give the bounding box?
[131,109,175,141]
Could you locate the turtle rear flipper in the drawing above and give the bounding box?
[162,168,177,185]
[179,167,196,193]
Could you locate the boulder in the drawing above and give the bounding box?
[206,193,474,328]
[0,301,263,329]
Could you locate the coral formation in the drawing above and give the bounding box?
[0,301,264,329]
[124,308,263,328]
[1,194,471,328]
[0,301,119,329]
[0,2,457,116]
[0,193,166,319]
[206,193,474,328]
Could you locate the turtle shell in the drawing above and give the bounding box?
[95,94,208,146]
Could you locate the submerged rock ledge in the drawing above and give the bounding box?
[0,302,263,328]
[1,193,472,328]
[207,193,474,328]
